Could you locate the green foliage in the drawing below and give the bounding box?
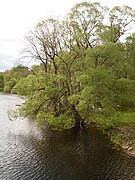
[68,94,80,105]
[36,111,73,130]
[106,78,135,111]
[4,78,17,92]
[5,2,135,130]
[2,65,29,93]
[90,111,135,131]
[90,113,116,130]
[12,75,38,96]
[116,112,135,125]
[0,73,4,91]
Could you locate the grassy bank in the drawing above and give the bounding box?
[89,112,135,156]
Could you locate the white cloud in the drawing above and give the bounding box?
[0,55,17,71]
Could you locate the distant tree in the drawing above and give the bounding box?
[0,73,4,91]
[3,65,29,92]
[125,33,135,79]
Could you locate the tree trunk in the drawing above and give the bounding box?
[71,105,84,128]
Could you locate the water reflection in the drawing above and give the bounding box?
[0,93,135,180]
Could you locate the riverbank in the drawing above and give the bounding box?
[90,112,135,157]
[1,93,135,180]
[2,90,134,156]
[107,124,135,157]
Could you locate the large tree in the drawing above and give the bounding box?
[18,1,135,130]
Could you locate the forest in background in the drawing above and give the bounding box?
[0,2,135,134]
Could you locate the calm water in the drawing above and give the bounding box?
[0,93,135,180]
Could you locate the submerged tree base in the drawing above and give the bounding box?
[74,120,85,129]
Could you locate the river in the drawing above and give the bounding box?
[0,93,135,180]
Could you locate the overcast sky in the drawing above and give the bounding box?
[0,0,135,71]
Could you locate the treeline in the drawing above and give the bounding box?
[1,1,135,130]
[0,65,30,92]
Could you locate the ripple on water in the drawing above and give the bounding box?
[0,93,135,180]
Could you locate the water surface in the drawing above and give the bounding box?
[0,93,135,180]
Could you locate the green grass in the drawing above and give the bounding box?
[116,112,135,125]
[89,111,135,131]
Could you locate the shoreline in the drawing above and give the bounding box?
[1,91,135,156]
[106,125,135,157]
[90,113,135,157]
